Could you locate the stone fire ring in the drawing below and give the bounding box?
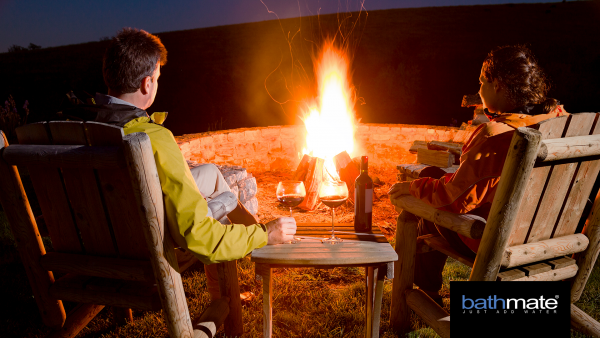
[176,123,473,220]
[176,123,472,172]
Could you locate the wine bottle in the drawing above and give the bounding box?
[354,156,373,232]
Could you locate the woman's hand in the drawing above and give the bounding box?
[388,181,412,200]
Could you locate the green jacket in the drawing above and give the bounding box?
[63,101,268,264]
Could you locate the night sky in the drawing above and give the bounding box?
[0,0,561,53]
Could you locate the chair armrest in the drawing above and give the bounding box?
[207,192,238,221]
[390,194,486,239]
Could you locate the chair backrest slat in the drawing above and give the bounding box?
[16,121,153,259]
[525,113,597,243]
[47,121,117,256]
[0,130,68,328]
[552,113,600,238]
[85,122,150,259]
[16,123,83,253]
[507,116,568,246]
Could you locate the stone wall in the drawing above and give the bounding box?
[175,123,476,171]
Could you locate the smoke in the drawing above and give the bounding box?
[243,0,368,127]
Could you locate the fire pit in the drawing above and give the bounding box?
[176,123,471,172]
[176,122,473,237]
[176,41,476,235]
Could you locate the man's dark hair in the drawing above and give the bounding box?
[482,45,555,110]
[103,28,167,94]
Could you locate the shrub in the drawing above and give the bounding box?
[7,45,27,53]
[0,95,29,143]
[7,43,42,53]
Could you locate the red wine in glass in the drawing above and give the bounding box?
[320,195,347,208]
[318,181,349,244]
[278,194,305,208]
[276,181,306,243]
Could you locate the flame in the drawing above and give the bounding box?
[301,41,356,180]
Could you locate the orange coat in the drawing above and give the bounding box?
[409,105,569,252]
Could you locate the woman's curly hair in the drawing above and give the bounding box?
[482,45,557,112]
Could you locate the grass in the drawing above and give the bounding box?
[1,211,599,337]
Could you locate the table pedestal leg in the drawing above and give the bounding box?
[371,266,386,338]
[366,266,375,338]
[256,263,272,338]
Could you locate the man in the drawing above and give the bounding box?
[67,27,296,300]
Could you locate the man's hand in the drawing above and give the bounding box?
[388,181,412,200]
[265,217,297,245]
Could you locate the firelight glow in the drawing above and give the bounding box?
[301,42,357,179]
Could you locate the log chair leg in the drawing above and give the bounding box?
[371,265,386,338]
[406,289,450,338]
[217,260,243,337]
[571,189,600,303]
[366,266,375,338]
[113,307,133,326]
[391,211,418,334]
[47,303,104,338]
[571,304,600,337]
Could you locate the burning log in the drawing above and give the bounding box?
[294,154,311,181]
[293,151,359,211]
[333,151,359,202]
[295,156,324,210]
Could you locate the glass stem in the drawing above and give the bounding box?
[290,207,293,217]
[331,207,335,239]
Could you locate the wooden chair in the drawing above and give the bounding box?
[0,121,243,338]
[389,113,600,338]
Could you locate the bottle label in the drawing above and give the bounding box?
[354,189,357,214]
[365,189,373,213]
[354,189,358,216]
[354,187,374,214]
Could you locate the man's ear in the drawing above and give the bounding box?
[140,76,151,95]
[493,79,502,93]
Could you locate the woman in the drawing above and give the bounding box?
[388,45,568,304]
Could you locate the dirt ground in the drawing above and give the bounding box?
[253,166,399,240]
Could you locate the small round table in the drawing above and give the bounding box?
[251,223,398,338]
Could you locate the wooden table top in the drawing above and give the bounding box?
[251,223,398,266]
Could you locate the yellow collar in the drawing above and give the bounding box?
[123,112,168,129]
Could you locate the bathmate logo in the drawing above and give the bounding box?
[461,293,559,313]
[450,281,570,337]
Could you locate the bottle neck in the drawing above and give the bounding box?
[360,156,368,174]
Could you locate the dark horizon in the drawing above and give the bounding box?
[0,0,564,53]
[1,2,599,137]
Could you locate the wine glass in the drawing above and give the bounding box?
[276,181,306,243]
[318,181,348,244]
